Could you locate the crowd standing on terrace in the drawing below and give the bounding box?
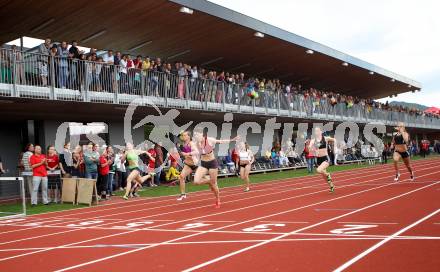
[0,39,439,120]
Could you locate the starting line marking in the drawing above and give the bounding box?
[2,235,440,253]
[330,225,378,235]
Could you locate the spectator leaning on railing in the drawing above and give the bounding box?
[37,38,51,86]
[3,37,440,121]
[56,41,70,88]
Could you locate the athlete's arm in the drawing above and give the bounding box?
[309,139,315,149]
[325,136,336,143]
[390,136,395,149]
[402,132,410,144]
[214,135,240,144]
[120,151,127,163]
[182,142,199,157]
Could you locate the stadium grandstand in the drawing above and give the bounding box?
[0,1,440,271]
[0,0,439,175]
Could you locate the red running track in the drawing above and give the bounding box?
[0,158,439,271]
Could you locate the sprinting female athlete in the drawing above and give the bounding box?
[391,122,414,181]
[192,128,239,208]
[309,127,336,193]
[238,142,254,192]
[177,130,199,201]
[121,143,155,200]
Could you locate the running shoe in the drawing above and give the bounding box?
[133,192,140,197]
[122,195,129,200]
[177,194,187,201]
[215,199,221,209]
[329,184,335,193]
[244,187,250,192]
[410,171,415,181]
[327,174,335,193]
[394,173,401,182]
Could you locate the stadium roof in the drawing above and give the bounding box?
[0,0,421,99]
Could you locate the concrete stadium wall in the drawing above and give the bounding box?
[0,123,23,176]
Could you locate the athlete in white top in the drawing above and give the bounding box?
[237,142,254,192]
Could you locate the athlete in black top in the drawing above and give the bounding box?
[309,127,336,193]
[391,122,414,181]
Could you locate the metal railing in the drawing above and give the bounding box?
[1,48,439,129]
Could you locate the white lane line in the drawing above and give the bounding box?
[3,162,404,246]
[333,208,440,272]
[337,222,398,225]
[29,158,438,220]
[259,221,309,224]
[280,232,440,240]
[24,161,416,220]
[193,220,236,223]
[3,235,440,253]
[0,164,397,260]
[0,218,68,235]
[14,159,431,230]
[53,175,438,272]
[181,181,440,272]
[0,174,334,246]
[50,217,124,221]
[72,165,372,220]
[33,166,325,219]
[3,162,438,264]
[315,208,357,211]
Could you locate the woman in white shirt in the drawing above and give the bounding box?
[119,55,128,92]
[238,142,254,192]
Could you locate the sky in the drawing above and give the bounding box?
[208,0,440,108]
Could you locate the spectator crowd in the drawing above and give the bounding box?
[1,39,439,121]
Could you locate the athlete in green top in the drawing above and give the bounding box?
[121,142,155,200]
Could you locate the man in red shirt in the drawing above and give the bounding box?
[147,146,157,187]
[231,147,239,175]
[421,140,430,158]
[304,139,316,174]
[30,145,49,206]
